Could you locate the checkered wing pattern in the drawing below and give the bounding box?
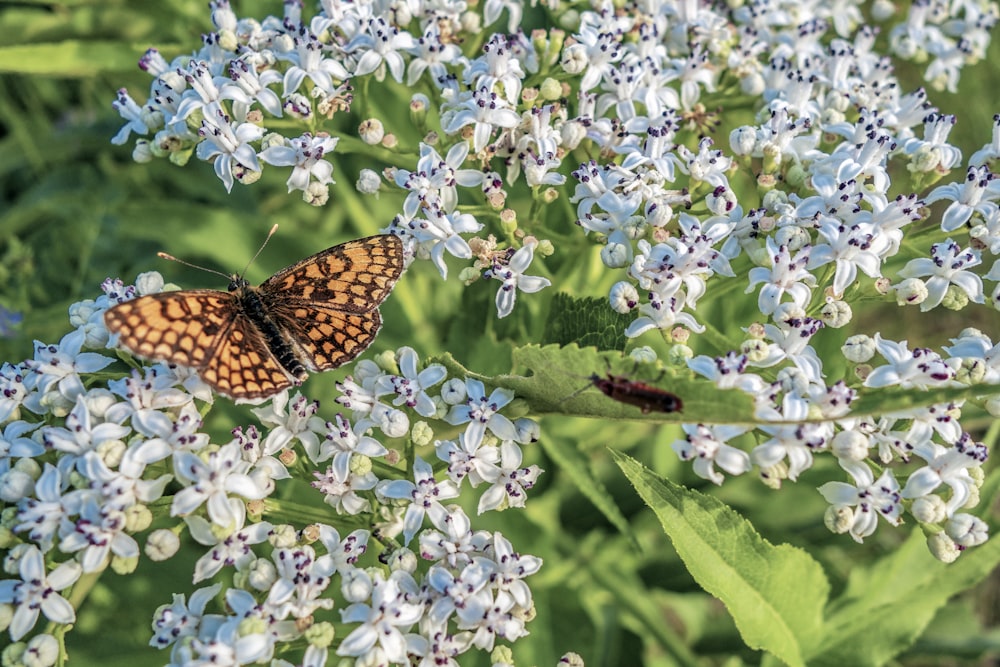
[103,234,405,401]
[257,235,403,372]
[103,290,295,399]
[262,234,404,312]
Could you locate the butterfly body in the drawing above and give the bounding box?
[104,234,404,401]
[590,373,683,414]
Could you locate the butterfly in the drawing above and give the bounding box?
[104,234,405,401]
[589,372,683,413]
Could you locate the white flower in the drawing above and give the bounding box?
[195,103,264,192]
[818,462,903,543]
[443,86,521,153]
[864,334,957,389]
[745,238,816,316]
[476,440,542,513]
[346,16,416,83]
[25,329,113,410]
[445,379,517,446]
[258,132,339,193]
[337,570,424,663]
[172,443,269,527]
[901,433,987,516]
[484,241,552,319]
[0,546,82,641]
[378,457,460,544]
[671,424,752,485]
[896,238,983,310]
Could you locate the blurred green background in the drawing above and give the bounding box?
[3,1,1000,665]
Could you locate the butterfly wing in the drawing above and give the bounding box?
[259,234,404,372]
[104,291,296,400]
[104,290,236,369]
[261,234,405,313]
[269,305,383,373]
[199,311,298,399]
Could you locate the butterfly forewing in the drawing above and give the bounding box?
[103,234,405,401]
[264,235,404,312]
[103,291,237,369]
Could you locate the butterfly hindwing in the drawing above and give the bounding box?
[266,304,383,372]
[200,311,297,399]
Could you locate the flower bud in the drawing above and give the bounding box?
[145,529,181,561]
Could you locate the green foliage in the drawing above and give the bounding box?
[616,454,1000,667]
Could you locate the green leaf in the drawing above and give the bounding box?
[849,382,1000,415]
[494,343,753,423]
[541,292,631,351]
[614,452,829,667]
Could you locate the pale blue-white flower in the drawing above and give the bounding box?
[0,546,81,641]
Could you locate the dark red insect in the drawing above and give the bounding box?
[589,373,683,414]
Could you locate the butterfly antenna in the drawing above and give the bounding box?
[156,252,231,280]
[239,224,280,278]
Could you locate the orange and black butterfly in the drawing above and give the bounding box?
[103,234,405,401]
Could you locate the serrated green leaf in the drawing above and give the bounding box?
[850,382,1000,415]
[542,292,631,350]
[614,452,829,667]
[494,343,753,423]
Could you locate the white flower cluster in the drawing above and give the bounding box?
[0,274,546,665]
[673,326,995,558]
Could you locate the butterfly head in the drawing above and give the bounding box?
[228,275,250,292]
